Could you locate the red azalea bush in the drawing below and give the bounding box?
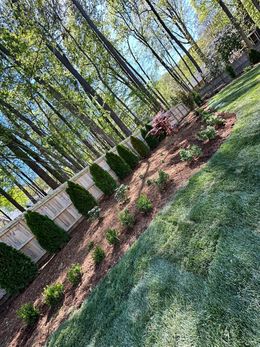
[149,110,177,137]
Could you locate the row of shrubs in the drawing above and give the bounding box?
[0,127,163,295]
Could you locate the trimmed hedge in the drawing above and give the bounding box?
[106,152,131,180]
[130,136,150,158]
[141,124,159,150]
[66,181,97,217]
[117,144,139,169]
[0,242,37,294]
[249,49,260,65]
[90,163,117,195]
[25,211,70,253]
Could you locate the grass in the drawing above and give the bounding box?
[48,66,260,347]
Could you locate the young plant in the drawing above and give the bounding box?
[17,303,40,326]
[114,184,129,203]
[119,209,135,229]
[105,152,131,180]
[87,240,94,252]
[43,283,64,307]
[205,115,225,126]
[146,179,153,186]
[150,111,175,137]
[90,163,117,196]
[67,264,82,286]
[92,246,105,265]
[88,206,101,221]
[106,229,119,245]
[130,136,150,158]
[136,194,153,214]
[179,145,203,162]
[116,144,139,169]
[197,126,217,141]
[154,170,170,191]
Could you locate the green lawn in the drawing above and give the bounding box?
[48,66,260,347]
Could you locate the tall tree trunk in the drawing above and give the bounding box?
[0,186,25,212]
[216,0,253,49]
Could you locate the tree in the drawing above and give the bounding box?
[130,136,150,158]
[105,152,131,179]
[90,163,117,195]
[116,144,139,169]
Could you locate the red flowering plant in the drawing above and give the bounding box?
[149,110,178,137]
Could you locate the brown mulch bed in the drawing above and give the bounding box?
[0,109,236,347]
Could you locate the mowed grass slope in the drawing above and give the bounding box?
[48,66,260,347]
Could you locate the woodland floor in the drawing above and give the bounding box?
[0,99,237,347]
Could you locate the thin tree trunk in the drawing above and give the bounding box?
[0,186,25,212]
[0,209,12,221]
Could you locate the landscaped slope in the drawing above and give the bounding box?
[48,66,260,347]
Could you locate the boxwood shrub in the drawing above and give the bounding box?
[141,124,159,150]
[90,163,117,196]
[0,242,37,294]
[105,152,131,180]
[66,181,97,217]
[130,136,150,158]
[116,144,139,169]
[25,211,70,253]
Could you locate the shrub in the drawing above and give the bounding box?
[179,145,203,162]
[114,184,129,203]
[25,211,70,254]
[88,206,101,220]
[154,170,170,191]
[197,126,217,141]
[0,242,37,294]
[136,194,153,214]
[43,283,64,307]
[90,163,117,196]
[119,209,135,229]
[116,144,139,169]
[130,136,150,158]
[176,90,195,109]
[192,91,203,106]
[205,115,225,126]
[150,111,175,137]
[249,49,260,65]
[226,64,236,78]
[17,303,39,326]
[92,246,105,265]
[146,179,153,186]
[67,264,81,286]
[105,152,131,180]
[87,240,94,252]
[106,229,119,245]
[141,124,160,150]
[66,181,97,218]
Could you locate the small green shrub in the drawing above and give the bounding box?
[176,90,195,109]
[119,209,135,229]
[106,229,119,245]
[197,126,217,141]
[90,163,117,196]
[249,49,260,64]
[243,65,252,73]
[87,241,94,252]
[192,91,203,106]
[141,124,159,150]
[226,64,236,78]
[67,264,82,286]
[0,242,37,294]
[116,144,139,169]
[130,136,150,158]
[205,115,225,126]
[66,181,97,218]
[179,145,203,162]
[92,246,105,265]
[154,170,170,191]
[43,283,64,307]
[136,194,153,214]
[114,184,129,203]
[17,303,40,326]
[146,179,153,186]
[88,206,101,220]
[25,211,70,253]
[106,152,131,180]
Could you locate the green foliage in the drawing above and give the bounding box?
[114,184,129,203]
[87,241,94,252]
[25,211,70,253]
[192,91,203,106]
[146,179,153,186]
[90,163,117,196]
[205,115,225,126]
[92,246,105,265]
[197,126,217,141]
[0,242,37,294]
[43,283,64,307]
[116,144,139,170]
[141,124,159,150]
[226,64,236,78]
[154,170,170,191]
[119,209,135,229]
[249,49,260,65]
[176,90,195,109]
[130,136,150,158]
[136,194,153,214]
[106,229,119,245]
[67,264,82,286]
[88,206,101,220]
[105,152,131,180]
[179,145,203,161]
[17,303,40,326]
[66,181,97,218]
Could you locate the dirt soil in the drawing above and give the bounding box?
[0,109,236,347]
